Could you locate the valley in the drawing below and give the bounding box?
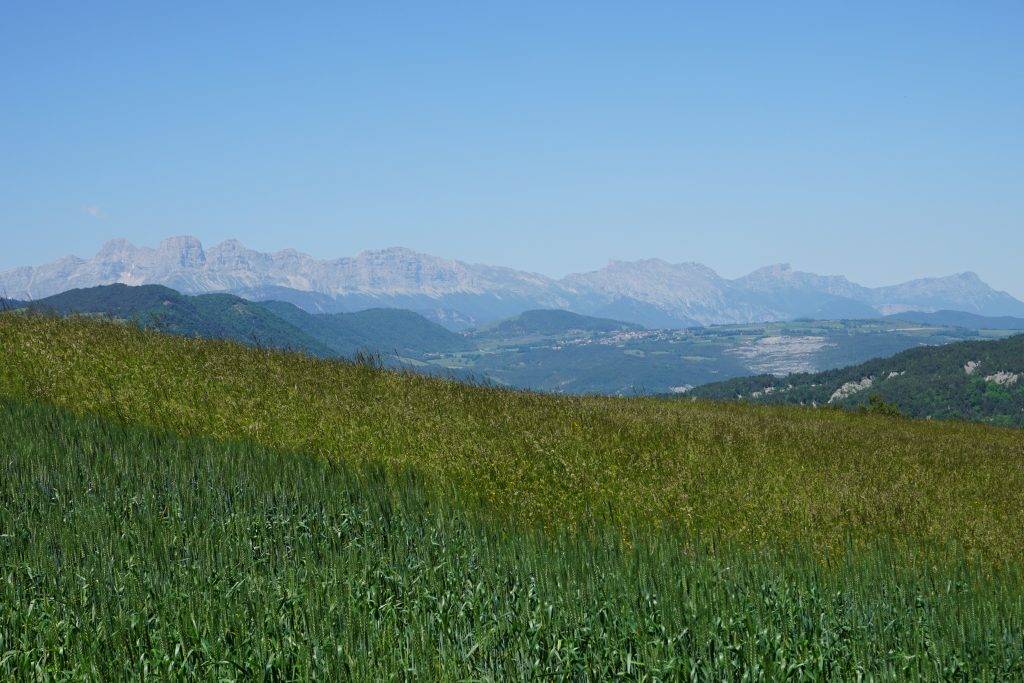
[427,315,1010,394]
[7,284,1016,396]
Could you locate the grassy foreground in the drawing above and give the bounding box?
[2,398,1022,679]
[3,314,1024,677]
[2,314,1023,563]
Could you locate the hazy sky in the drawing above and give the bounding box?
[2,3,1022,296]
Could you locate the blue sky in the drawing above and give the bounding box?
[2,2,1022,296]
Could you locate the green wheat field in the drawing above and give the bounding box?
[2,314,1023,679]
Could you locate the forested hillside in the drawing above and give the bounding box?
[258,300,471,356]
[0,284,466,361]
[3,284,334,356]
[690,334,1024,427]
[471,309,643,339]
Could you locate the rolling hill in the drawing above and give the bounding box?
[2,313,1024,676]
[689,333,1024,427]
[3,312,1022,556]
[1,284,467,361]
[3,284,335,356]
[470,308,644,340]
[258,300,471,357]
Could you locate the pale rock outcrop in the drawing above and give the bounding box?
[829,377,874,403]
[984,372,1020,387]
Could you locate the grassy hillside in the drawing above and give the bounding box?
[2,313,1023,563]
[3,396,1022,678]
[690,333,1024,427]
[4,313,1024,675]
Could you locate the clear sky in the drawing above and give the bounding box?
[2,2,1022,296]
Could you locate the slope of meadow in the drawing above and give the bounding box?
[2,397,1022,678]
[2,313,1023,562]
[3,314,1024,676]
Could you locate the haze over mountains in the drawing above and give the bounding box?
[4,236,1023,329]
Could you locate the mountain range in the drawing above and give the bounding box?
[4,236,1024,328]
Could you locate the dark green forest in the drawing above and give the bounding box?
[690,334,1024,427]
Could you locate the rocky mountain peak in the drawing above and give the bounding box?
[157,236,206,268]
[749,263,793,277]
[212,238,248,253]
[97,238,134,256]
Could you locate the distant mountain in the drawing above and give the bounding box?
[867,273,1024,316]
[1,284,467,362]
[887,310,1024,331]
[472,309,642,340]
[562,259,731,326]
[734,264,881,320]
[689,334,1024,427]
[4,236,1024,328]
[733,264,1024,319]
